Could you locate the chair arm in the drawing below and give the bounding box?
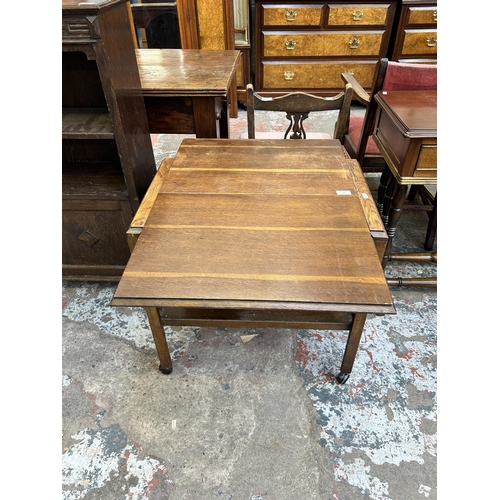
[341,72,370,106]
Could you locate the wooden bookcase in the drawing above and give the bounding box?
[62,0,157,282]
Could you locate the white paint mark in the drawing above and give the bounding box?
[419,484,431,497]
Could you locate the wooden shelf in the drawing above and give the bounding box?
[62,108,114,139]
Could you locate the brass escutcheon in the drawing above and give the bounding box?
[352,10,364,21]
[286,10,298,21]
[426,36,437,47]
[285,40,297,50]
[432,11,437,22]
[349,38,360,49]
[284,70,295,80]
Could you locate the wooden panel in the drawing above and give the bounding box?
[262,5,324,26]
[407,6,437,25]
[197,0,226,49]
[401,29,437,56]
[327,5,390,26]
[414,142,437,177]
[62,198,132,268]
[143,96,195,134]
[263,31,384,57]
[62,108,114,139]
[262,60,376,89]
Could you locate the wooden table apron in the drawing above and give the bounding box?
[136,49,241,138]
[111,139,395,383]
[372,90,437,269]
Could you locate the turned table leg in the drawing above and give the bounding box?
[382,182,408,269]
[377,165,392,215]
[145,307,173,374]
[336,313,368,385]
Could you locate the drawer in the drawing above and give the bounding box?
[263,31,385,57]
[400,29,437,56]
[262,4,324,26]
[407,6,438,26]
[414,142,437,178]
[327,4,390,27]
[262,60,376,89]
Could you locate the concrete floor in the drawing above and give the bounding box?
[62,105,437,499]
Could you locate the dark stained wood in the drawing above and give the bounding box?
[112,139,395,381]
[245,83,353,140]
[176,0,200,49]
[373,90,437,182]
[136,48,240,137]
[62,0,157,281]
[372,89,437,283]
[341,57,389,172]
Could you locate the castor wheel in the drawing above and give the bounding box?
[159,365,173,374]
[336,372,350,385]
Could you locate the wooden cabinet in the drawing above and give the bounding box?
[254,1,397,95]
[390,0,437,63]
[62,0,157,282]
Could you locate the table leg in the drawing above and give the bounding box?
[145,307,173,374]
[382,181,408,269]
[219,97,229,138]
[192,96,219,138]
[424,193,437,251]
[380,173,397,226]
[377,165,391,214]
[336,313,367,385]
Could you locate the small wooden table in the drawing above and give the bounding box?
[136,49,241,138]
[111,139,395,384]
[372,90,437,280]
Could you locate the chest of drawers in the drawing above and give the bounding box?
[254,1,397,95]
[390,0,437,63]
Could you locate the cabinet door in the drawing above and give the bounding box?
[62,198,133,279]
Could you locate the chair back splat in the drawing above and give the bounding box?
[244,83,353,140]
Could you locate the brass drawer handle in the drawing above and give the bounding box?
[285,40,297,50]
[349,38,360,49]
[432,11,437,22]
[284,70,295,80]
[352,10,364,21]
[426,36,437,47]
[286,10,298,22]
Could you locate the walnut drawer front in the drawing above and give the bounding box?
[400,29,437,56]
[263,31,385,57]
[327,4,391,27]
[262,4,324,26]
[262,61,376,89]
[407,6,438,26]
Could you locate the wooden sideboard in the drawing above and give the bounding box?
[253,0,398,95]
[62,0,157,282]
[390,0,437,63]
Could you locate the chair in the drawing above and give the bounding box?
[341,59,437,250]
[242,83,353,141]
